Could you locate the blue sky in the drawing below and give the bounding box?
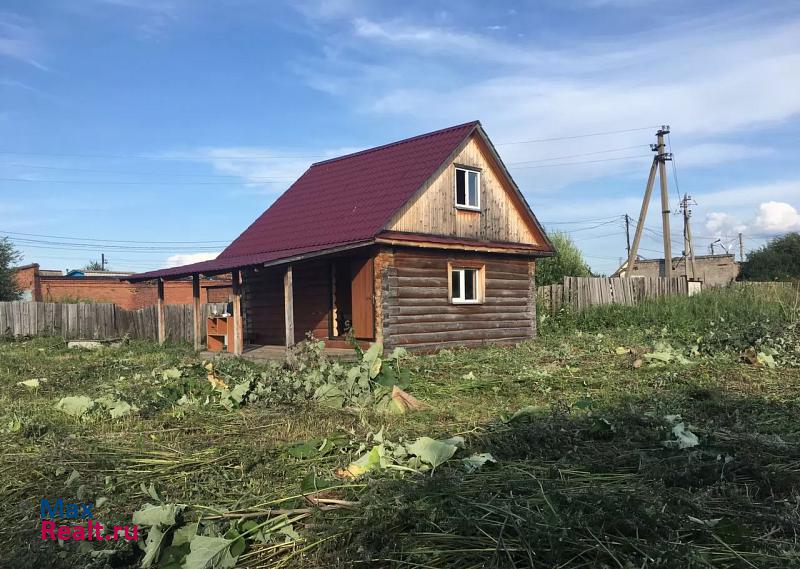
[1,0,799,275]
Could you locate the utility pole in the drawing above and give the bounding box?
[738,232,744,262]
[624,125,674,278]
[624,214,632,260]
[101,253,106,271]
[680,194,697,279]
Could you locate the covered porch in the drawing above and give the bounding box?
[134,245,378,359]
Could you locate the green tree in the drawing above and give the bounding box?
[83,260,107,271]
[0,237,23,301]
[536,231,593,286]
[739,232,800,281]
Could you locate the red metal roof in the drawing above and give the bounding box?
[131,121,480,280]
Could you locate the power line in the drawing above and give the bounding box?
[6,238,222,252]
[0,150,328,161]
[0,162,302,181]
[0,176,292,185]
[496,126,659,146]
[505,145,646,166]
[0,229,231,245]
[510,154,651,170]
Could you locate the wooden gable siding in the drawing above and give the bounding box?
[379,248,536,350]
[385,135,539,245]
[242,260,330,345]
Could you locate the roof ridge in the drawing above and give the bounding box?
[310,120,480,167]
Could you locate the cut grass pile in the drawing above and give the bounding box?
[1,286,799,568]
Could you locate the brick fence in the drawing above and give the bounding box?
[13,264,231,310]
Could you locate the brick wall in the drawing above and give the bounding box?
[14,265,231,309]
[627,254,739,287]
[13,264,40,301]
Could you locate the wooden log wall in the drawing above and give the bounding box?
[0,301,227,343]
[381,248,536,350]
[536,276,689,314]
[241,260,330,346]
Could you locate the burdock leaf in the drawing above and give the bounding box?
[55,396,95,418]
[462,453,496,473]
[182,535,234,569]
[313,383,345,409]
[141,526,167,568]
[406,437,459,468]
[132,503,182,527]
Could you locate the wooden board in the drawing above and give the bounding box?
[351,257,375,340]
[386,135,541,245]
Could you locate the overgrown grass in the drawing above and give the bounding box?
[541,284,799,353]
[1,286,799,568]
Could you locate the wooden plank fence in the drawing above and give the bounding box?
[0,301,229,343]
[537,276,689,314]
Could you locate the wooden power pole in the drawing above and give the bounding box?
[680,193,697,279]
[738,232,744,262]
[624,214,632,259]
[625,126,674,278]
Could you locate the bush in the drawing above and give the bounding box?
[740,232,800,281]
[536,231,592,286]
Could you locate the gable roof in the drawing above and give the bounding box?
[130,121,552,281]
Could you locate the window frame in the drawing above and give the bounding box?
[447,262,485,304]
[454,166,481,211]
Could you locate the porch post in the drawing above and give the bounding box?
[156,278,166,345]
[284,264,294,347]
[231,269,243,355]
[192,273,201,351]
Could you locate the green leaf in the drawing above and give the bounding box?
[313,383,345,408]
[386,347,408,361]
[663,422,700,449]
[17,378,43,388]
[141,526,168,568]
[132,503,183,527]
[375,367,397,387]
[182,535,234,569]
[406,437,459,468]
[95,396,138,419]
[172,523,198,547]
[55,396,95,418]
[162,367,182,380]
[229,381,250,405]
[462,452,496,473]
[362,342,382,366]
[344,445,383,477]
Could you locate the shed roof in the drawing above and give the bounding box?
[130,121,551,281]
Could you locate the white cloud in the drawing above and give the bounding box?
[165,252,220,267]
[704,212,746,237]
[166,146,362,194]
[295,11,800,189]
[676,143,773,169]
[753,201,800,234]
[0,13,46,69]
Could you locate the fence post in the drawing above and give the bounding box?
[157,279,166,345]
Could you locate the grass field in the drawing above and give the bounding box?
[1,286,799,568]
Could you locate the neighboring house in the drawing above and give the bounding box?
[613,254,739,287]
[130,121,555,352]
[65,269,135,278]
[12,263,231,310]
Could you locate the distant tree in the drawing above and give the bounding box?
[739,233,800,281]
[83,260,107,271]
[536,231,593,286]
[0,237,23,301]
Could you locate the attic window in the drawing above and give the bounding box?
[455,167,480,210]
